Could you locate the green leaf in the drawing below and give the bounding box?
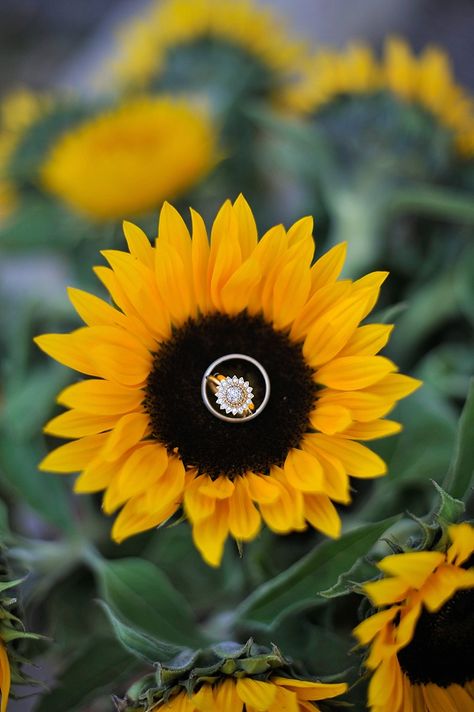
[0,437,74,533]
[235,517,399,629]
[100,601,185,664]
[443,380,474,500]
[432,482,465,524]
[34,636,137,712]
[319,557,378,599]
[96,557,206,648]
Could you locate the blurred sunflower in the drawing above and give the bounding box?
[119,639,347,711]
[354,522,474,712]
[107,0,307,98]
[36,196,420,566]
[284,37,474,158]
[0,89,50,219]
[41,96,217,220]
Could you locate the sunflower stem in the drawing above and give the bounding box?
[387,184,474,224]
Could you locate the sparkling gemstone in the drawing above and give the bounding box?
[215,374,254,415]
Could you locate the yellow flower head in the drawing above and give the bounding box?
[284,37,474,158]
[353,523,474,712]
[35,197,420,566]
[119,639,347,711]
[40,97,217,221]
[107,0,307,95]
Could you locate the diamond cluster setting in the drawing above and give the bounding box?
[215,376,254,416]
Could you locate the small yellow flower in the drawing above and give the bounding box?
[35,197,419,566]
[353,523,474,711]
[40,96,217,221]
[107,0,307,95]
[284,37,474,157]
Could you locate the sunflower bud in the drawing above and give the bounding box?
[115,639,348,711]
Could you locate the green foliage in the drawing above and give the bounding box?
[235,517,399,629]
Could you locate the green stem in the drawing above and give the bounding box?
[327,189,384,277]
[388,185,474,225]
[443,379,474,500]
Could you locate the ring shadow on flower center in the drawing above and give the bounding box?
[397,586,474,687]
[144,312,317,478]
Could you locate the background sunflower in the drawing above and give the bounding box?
[0,1,473,711]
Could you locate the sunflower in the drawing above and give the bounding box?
[107,0,307,96]
[353,522,474,712]
[0,641,10,712]
[40,96,217,221]
[284,37,474,158]
[0,89,50,217]
[118,639,348,711]
[36,196,420,566]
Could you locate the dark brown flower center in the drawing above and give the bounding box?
[144,312,316,478]
[397,586,474,687]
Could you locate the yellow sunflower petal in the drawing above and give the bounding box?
[422,683,459,712]
[315,355,396,390]
[422,563,474,612]
[310,403,352,435]
[34,332,100,376]
[155,241,196,325]
[259,468,306,533]
[214,679,242,710]
[44,410,120,438]
[184,476,217,523]
[220,257,261,315]
[273,678,348,701]
[123,220,154,269]
[317,389,394,422]
[39,433,109,473]
[233,194,258,259]
[112,494,180,543]
[338,323,394,357]
[283,448,325,493]
[228,477,261,540]
[102,412,150,461]
[246,473,281,504]
[191,683,216,711]
[190,207,211,313]
[339,419,402,441]
[353,607,401,645]
[57,379,144,415]
[303,493,341,538]
[236,678,277,710]
[192,499,230,567]
[364,577,410,606]
[198,475,235,500]
[447,522,474,565]
[445,684,474,711]
[271,255,311,330]
[111,443,169,509]
[73,456,122,493]
[303,290,372,367]
[0,642,11,712]
[377,551,444,589]
[306,434,386,478]
[309,242,347,293]
[365,373,422,400]
[290,280,352,342]
[268,685,299,712]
